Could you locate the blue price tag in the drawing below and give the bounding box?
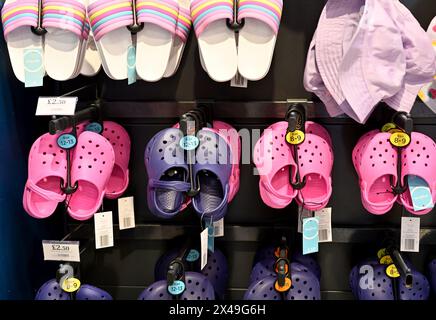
[180,135,200,151]
[303,217,319,255]
[24,48,44,88]
[57,134,77,150]
[186,249,200,262]
[205,221,214,253]
[127,45,137,85]
[408,175,434,212]
[86,122,103,134]
[168,280,185,296]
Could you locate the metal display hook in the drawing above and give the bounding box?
[390,112,413,195]
[127,0,145,34]
[286,104,307,190]
[226,0,245,31]
[31,0,47,36]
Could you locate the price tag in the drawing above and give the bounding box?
[36,97,78,116]
[168,280,186,296]
[200,228,208,270]
[408,176,434,212]
[118,197,136,230]
[314,207,332,243]
[377,248,388,259]
[24,48,44,88]
[274,277,292,292]
[400,217,420,252]
[186,249,200,262]
[390,132,411,147]
[230,71,248,88]
[386,264,400,278]
[61,278,81,293]
[205,220,214,253]
[42,240,80,262]
[213,218,224,238]
[298,206,313,233]
[179,135,200,151]
[94,211,114,249]
[286,130,305,145]
[57,133,77,150]
[127,45,137,85]
[302,217,319,255]
[380,255,393,265]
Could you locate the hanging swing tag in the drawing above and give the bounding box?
[400,217,420,253]
[315,208,332,243]
[231,71,248,88]
[213,218,224,237]
[24,48,44,88]
[200,228,208,270]
[118,197,136,230]
[298,206,313,233]
[127,45,137,85]
[302,217,319,255]
[94,211,114,249]
[205,220,215,253]
[408,176,434,212]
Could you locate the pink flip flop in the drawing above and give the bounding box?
[101,121,131,199]
[23,133,67,219]
[399,132,436,215]
[293,133,334,211]
[357,132,399,215]
[67,131,115,220]
[254,122,297,209]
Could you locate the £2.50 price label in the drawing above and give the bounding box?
[286,130,305,145]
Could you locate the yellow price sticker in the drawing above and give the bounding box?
[377,248,388,259]
[62,278,81,293]
[381,123,397,133]
[275,277,292,292]
[390,132,411,147]
[380,255,393,265]
[386,264,400,278]
[286,130,305,145]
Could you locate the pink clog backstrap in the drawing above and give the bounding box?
[358,132,398,214]
[292,133,333,210]
[68,131,115,220]
[101,121,131,199]
[23,133,67,219]
[254,121,297,208]
[400,132,436,215]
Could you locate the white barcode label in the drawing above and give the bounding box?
[94,211,114,249]
[213,218,224,238]
[319,229,329,242]
[42,240,80,262]
[230,71,248,88]
[200,228,208,270]
[118,197,136,230]
[298,207,313,233]
[400,217,420,252]
[315,208,332,243]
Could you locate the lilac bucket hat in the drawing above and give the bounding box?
[314,0,435,123]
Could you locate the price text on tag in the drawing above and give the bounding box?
[36,97,78,116]
[42,240,80,262]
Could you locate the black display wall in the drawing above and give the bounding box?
[16,0,436,300]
